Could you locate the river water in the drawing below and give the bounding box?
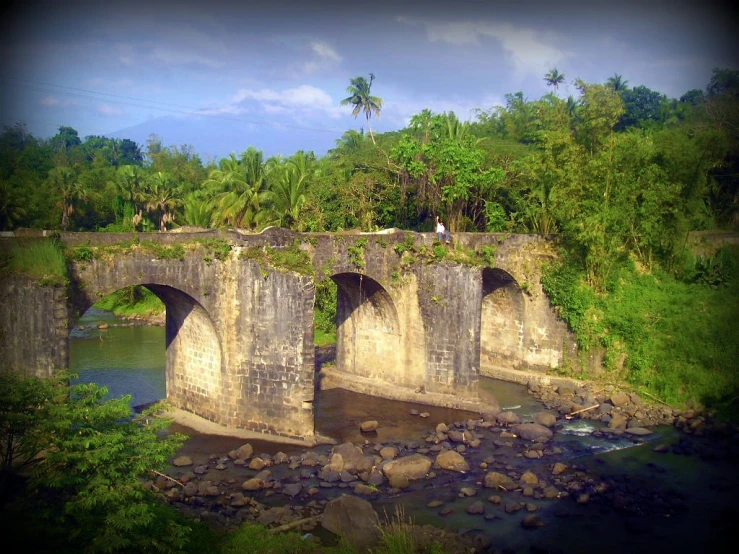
[71,309,735,554]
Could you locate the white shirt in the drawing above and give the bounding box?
[436,221,445,233]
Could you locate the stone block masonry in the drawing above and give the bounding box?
[0,229,582,441]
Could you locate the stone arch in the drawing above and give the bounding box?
[71,284,223,421]
[480,267,526,376]
[331,272,405,385]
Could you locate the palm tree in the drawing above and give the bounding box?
[115,165,147,228]
[333,129,366,152]
[211,147,273,229]
[606,74,629,92]
[269,151,314,228]
[145,172,182,231]
[183,194,212,228]
[544,68,566,93]
[47,166,90,230]
[340,73,383,144]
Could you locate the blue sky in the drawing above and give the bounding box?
[1,0,736,162]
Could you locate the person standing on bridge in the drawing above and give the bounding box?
[435,216,446,243]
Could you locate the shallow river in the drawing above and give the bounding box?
[71,309,735,554]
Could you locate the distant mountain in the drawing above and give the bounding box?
[107,114,343,161]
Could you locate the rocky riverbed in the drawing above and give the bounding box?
[147,380,739,553]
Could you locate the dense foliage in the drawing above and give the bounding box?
[2,69,738,413]
[0,371,189,553]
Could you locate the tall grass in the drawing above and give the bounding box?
[0,238,68,285]
[93,286,165,318]
[543,245,739,420]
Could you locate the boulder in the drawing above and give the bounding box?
[624,427,653,436]
[321,494,381,549]
[435,450,470,472]
[231,443,253,461]
[447,430,469,443]
[388,473,410,489]
[172,455,193,467]
[379,446,398,460]
[496,411,520,425]
[242,478,265,491]
[608,412,628,430]
[609,392,630,407]
[382,454,432,481]
[483,471,516,490]
[533,411,558,428]
[332,442,364,472]
[520,471,539,486]
[511,423,553,443]
[360,420,379,433]
[466,501,485,514]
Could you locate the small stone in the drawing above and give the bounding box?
[466,501,485,514]
[360,420,379,433]
[521,514,545,529]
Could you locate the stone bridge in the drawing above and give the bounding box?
[0,228,578,442]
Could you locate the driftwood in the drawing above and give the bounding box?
[151,470,184,488]
[640,390,677,409]
[267,515,322,534]
[565,404,600,419]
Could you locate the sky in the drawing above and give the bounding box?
[1,0,736,162]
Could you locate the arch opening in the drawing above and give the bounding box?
[480,268,526,376]
[70,284,223,421]
[330,272,405,386]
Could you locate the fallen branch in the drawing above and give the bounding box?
[151,470,185,488]
[268,515,322,534]
[565,404,599,419]
[640,390,677,410]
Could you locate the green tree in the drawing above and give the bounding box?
[211,148,274,229]
[115,165,148,230]
[340,73,384,144]
[0,372,189,553]
[544,68,566,92]
[145,172,182,231]
[606,73,629,92]
[46,166,91,230]
[0,179,27,230]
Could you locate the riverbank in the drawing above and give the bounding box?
[153,378,738,553]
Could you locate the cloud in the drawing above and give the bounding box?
[311,41,341,62]
[41,96,59,107]
[299,40,343,75]
[233,85,341,117]
[398,17,570,77]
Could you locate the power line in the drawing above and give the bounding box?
[0,76,348,135]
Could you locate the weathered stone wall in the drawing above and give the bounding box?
[414,263,481,399]
[67,244,317,440]
[0,276,69,377]
[480,235,579,377]
[481,269,525,371]
[147,285,223,424]
[218,258,315,439]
